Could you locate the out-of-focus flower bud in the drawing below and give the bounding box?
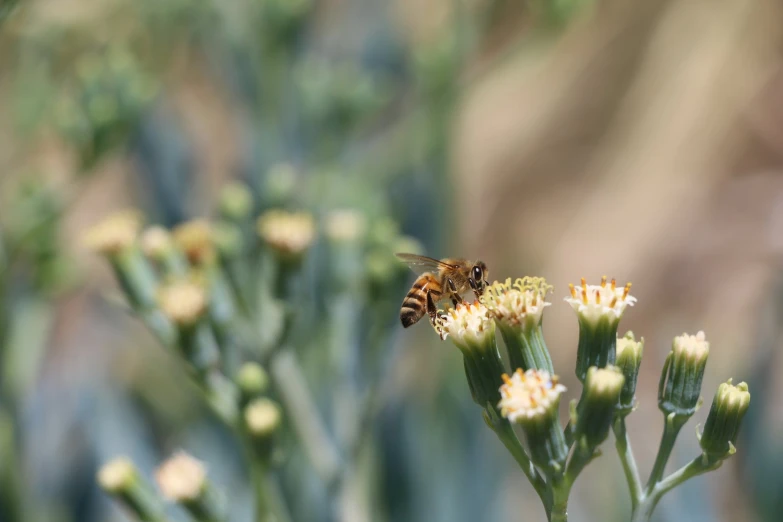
[141,226,188,276]
[574,366,625,450]
[219,181,253,222]
[158,280,208,328]
[237,362,270,402]
[499,368,568,474]
[85,210,158,309]
[482,277,554,373]
[155,451,224,521]
[244,398,283,462]
[325,209,366,244]
[659,331,709,418]
[83,210,142,257]
[699,379,750,460]
[172,220,215,266]
[97,457,165,521]
[257,209,315,263]
[565,277,636,383]
[615,332,644,415]
[244,398,282,438]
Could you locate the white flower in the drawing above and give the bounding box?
[565,276,636,323]
[498,368,566,423]
[155,451,207,502]
[440,301,494,345]
[482,277,552,329]
[257,210,315,256]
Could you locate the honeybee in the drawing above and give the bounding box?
[396,253,489,330]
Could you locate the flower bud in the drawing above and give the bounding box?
[699,379,750,460]
[155,451,224,521]
[97,457,165,521]
[565,277,636,382]
[615,332,644,414]
[141,226,188,275]
[219,181,253,222]
[237,362,270,402]
[574,366,625,450]
[482,278,554,373]
[498,369,568,474]
[441,302,505,409]
[158,280,208,328]
[244,398,283,463]
[83,210,142,258]
[244,398,282,438]
[173,220,215,266]
[659,331,709,417]
[324,209,366,244]
[257,209,315,263]
[85,211,158,309]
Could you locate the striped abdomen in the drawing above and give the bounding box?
[400,273,442,327]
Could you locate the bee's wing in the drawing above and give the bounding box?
[395,253,454,276]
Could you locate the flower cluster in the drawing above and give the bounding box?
[420,266,751,522]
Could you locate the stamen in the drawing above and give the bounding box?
[581,277,587,288]
[595,289,601,305]
[623,282,632,300]
[502,373,512,385]
[611,278,616,291]
[610,296,618,308]
[569,283,576,298]
[601,275,607,288]
[581,285,588,304]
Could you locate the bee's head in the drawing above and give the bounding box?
[471,261,489,295]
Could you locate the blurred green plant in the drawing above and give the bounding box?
[88,177,421,520]
[433,277,751,522]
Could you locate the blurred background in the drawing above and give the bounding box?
[1,0,783,521]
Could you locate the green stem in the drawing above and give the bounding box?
[631,455,722,522]
[547,444,595,522]
[491,417,550,509]
[250,461,292,522]
[549,478,570,522]
[613,417,642,508]
[645,413,684,493]
[269,349,342,487]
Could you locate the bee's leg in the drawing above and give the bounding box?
[447,278,464,307]
[427,291,447,339]
[468,278,481,299]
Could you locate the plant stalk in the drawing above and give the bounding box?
[613,417,642,508]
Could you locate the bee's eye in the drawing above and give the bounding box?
[472,266,483,282]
